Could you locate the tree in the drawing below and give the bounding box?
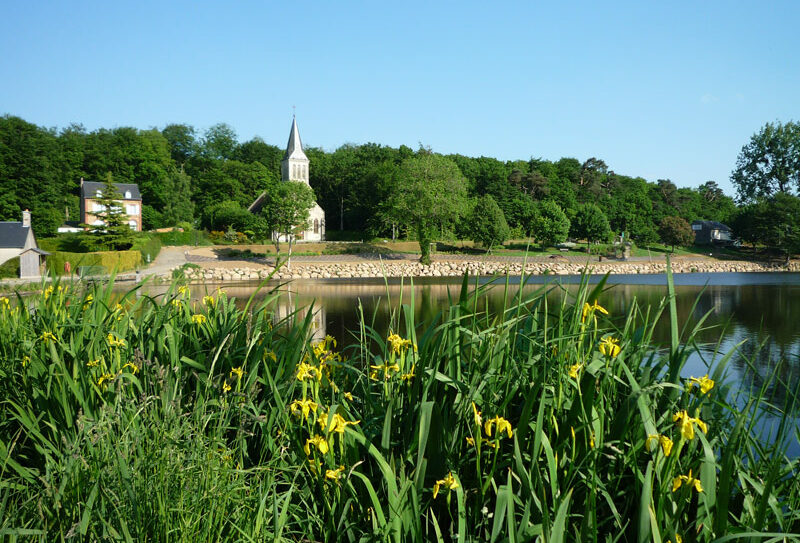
[87,174,134,250]
[658,216,694,252]
[469,195,510,250]
[731,121,800,202]
[571,203,611,251]
[383,155,468,264]
[531,201,570,249]
[201,123,239,161]
[257,182,316,268]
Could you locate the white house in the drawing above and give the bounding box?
[0,210,49,278]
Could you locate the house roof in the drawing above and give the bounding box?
[81,181,142,201]
[283,117,308,161]
[692,220,731,231]
[20,247,50,256]
[0,222,31,248]
[248,191,268,214]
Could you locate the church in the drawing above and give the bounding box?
[249,117,325,241]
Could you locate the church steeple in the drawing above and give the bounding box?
[281,116,310,184]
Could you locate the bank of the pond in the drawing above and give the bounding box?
[178,257,800,282]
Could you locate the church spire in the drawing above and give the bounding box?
[281,115,310,184]
[283,116,307,161]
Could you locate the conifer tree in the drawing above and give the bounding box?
[88,173,134,250]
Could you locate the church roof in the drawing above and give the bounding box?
[283,117,308,161]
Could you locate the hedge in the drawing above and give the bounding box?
[132,236,162,264]
[47,251,141,276]
[155,230,213,246]
[0,257,20,279]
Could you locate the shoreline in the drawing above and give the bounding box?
[180,257,800,283]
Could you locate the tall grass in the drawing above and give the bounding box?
[0,266,797,542]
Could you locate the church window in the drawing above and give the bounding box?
[313,219,319,234]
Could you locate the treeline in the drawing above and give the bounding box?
[0,113,746,244]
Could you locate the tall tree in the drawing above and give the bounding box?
[87,174,134,250]
[257,181,316,268]
[469,195,510,250]
[731,121,800,202]
[571,203,611,251]
[531,201,570,249]
[383,154,468,264]
[658,216,694,252]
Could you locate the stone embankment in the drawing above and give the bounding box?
[175,259,800,283]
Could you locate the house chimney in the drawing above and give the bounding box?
[22,209,31,228]
[80,177,84,187]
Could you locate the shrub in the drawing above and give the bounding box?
[0,257,20,278]
[131,235,162,264]
[46,250,141,275]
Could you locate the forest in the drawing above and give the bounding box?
[1,114,797,255]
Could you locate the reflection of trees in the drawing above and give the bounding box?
[730,336,800,415]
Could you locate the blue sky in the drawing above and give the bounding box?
[2,1,798,196]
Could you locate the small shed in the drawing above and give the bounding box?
[691,220,733,245]
[19,248,50,278]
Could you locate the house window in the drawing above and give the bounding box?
[93,203,106,213]
[125,204,139,215]
[313,219,319,234]
[128,220,138,230]
[124,191,132,199]
[93,219,104,226]
[96,189,102,198]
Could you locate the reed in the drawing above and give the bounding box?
[0,266,797,542]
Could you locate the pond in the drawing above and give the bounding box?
[143,271,800,455]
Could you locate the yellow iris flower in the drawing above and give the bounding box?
[203,295,215,307]
[672,469,703,492]
[387,332,413,354]
[289,398,318,419]
[471,402,482,428]
[122,362,139,374]
[581,300,609,322]
[304,435,329,456]
[568,363,584,379]
[485,416,513,439]
[325,465,345,482]
[106,334,126,347]
[433,472,459,499]
[230,366,244,380]
[191,314,207,325]
[672,410,708,440]
[369,362,400,380]
[40,331,57,343]
[318,411,360,434]
[599,336,621,357]
[222,382,232,393]
[296,361,319,381]
[687,374,715,394]
[646,434,674,456]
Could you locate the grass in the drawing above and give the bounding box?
[0,265,798,541]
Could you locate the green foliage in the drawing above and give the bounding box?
[0,274,798,540]
[87,174,135,250]
[732,120,800,202]
[383,154,468,264]
[571,203,612,249]
[0,257,20,278]
[658,216,695,251]
[131,235,162,263]
[531,200,570,248]
[733,193,800,256]
[46,250,141,275]
[469,195,510,249]
[257,181,316,261]
[155,229,213,246]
